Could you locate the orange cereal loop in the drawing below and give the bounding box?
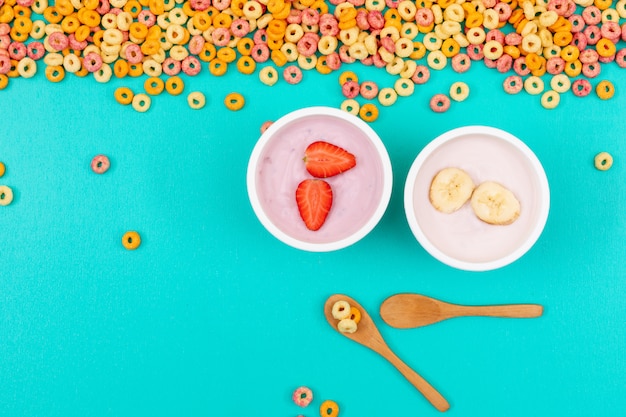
[320,400,339,417]
[410,41,427,60]
[549,16,571,32]
[122,231,141,250]
[0,74,6,90]
[560,45,580,62]
[84,0,99,9]
[359,103,379,123]
[129,22,148,39]
[339,70,358,86]
[270,49,287,67]
[224,92,245,111]
[92,30,104,46]
[236,55,256,74]
[144,76,165,95]
[192,11,211,31]
[165,76,185,95]
[60,15,79,33]
[209,58,228,76]
[0,5,14,23]
[525,53,543,70]
[267,38,284,51]
[596,38,616,58]
[231,0,246,16]
[552,30,573,47]
[114,86,134,105]
[594,0,612,9]
[530,57,547,76]
[217,47,236,63]
[315,55,332,75]
[123,0,142,17]
[141,39,161,56]
[564,59,581,77]
[199,43,217,62]
[441,38,460,58]
[43,6,63,23]
[465,11,483,28]
[149,0,165,14]
[349,306,361,324]
[236,37,254,56]
[182,1,195,16]
[114,59,129,78]
[10,28,28,42]
[311,0,328,14]
[45,65,65,82]
[14,16,33,33]
[0,161,5,177]
[596,80,615,100]
[80,10,100,27]
[212,12,232,28]
[503,45,520,59]
[127,63,144,77]
[56,0,74,16]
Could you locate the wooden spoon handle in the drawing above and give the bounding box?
[456,304,543,319]
[379,347,450,412]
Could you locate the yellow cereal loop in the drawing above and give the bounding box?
[449,81,470,102]
[594,152,613,170]
[540,90,560,109]
[131,93,151,112]
[187,91,206,109]
[224,92,245,111]
[340,98,360,116]
[0,185,13,206]
[122,231,141,250]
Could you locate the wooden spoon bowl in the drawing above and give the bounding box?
[324,294,450,412]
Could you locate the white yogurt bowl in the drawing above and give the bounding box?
[247,107,393,252]
[404,126,550,271]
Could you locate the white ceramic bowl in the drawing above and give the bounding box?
[247,106,393,252]
[404,126,550,271]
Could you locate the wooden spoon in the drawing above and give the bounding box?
[380,293,544,329]
[324,294,450,412]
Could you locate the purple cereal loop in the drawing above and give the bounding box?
[572,78,591,97]
[341,80,360,98]
[496,54,512,73]
[582,5,601,25]
[8,42,26,60]
[568,14,585,33]
[26,41,44,60]
[583,25,601,45]
[251,43,270,63]
[162,57,181,75]
[283,65,302,84]
[411,64,430,84]
[231,18,250,37]
[182,55,201,76]
[503,75,523,94]
[0,54,10,74]
[83,52,103,72]
[513,56,531,76]
[124,43,143,64]
[188,35,205,55]
[581,62,600,78]
[546,56,565,74]
[48,31,69,51]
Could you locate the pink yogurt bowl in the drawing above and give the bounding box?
[404,126,550,271]
[247,107,393,252]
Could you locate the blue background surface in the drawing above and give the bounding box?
[1,53,625,416]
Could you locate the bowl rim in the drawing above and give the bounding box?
[247,106,393,252]
[403,125,550,271]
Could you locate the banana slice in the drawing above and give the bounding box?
[471,181,521,225]
[429,167,475,213]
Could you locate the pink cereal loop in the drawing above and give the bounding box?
[496,54,513,73]
[16,0,34,6]
[212,27,231,46]
[548,0,569,16]
[571,32,587,51]
[96,0,111,15]
[503,75,523,94]
[582,5,601,25]
[253,29,267,45]
[188,35,205,55]
[182,55,201,76]
[68,34,88,50]
[360,80,378,99]
[48,32,69,52]
[26,41,45,60]
[601,21,621,43]
[415,8,433,26]
[320,15,340,36]
[513,56,531,76]
[482,0,496,7]
[137,10,156,26]
[124,43,144,64]
[466,44,484,60]
[494,2,512,21]
[486,29,505,44]
[341,80,360,98]
[231,18,250,37]
[579,48,598,64]
[572,78,592,97]
[8,42,26,60]
[581,62,600,78]
[251,43,270,63]
[287,9,302,24]
[213,0,231,11]
[301,8,320,26]
[0,34,9,50]
[0,23,10,36]
[367,10,385,30]
[296,33,319,56]
[348,0,365,6]
[162,57,181,75]
[546,56,565,74]
[338,45,355,63]
[190,0,211,10]
[91,155,110,174]
[411,64,430,84]
[568,14,585,33]
[292,387,313,408]
[451,53,471,73]
[583,25,601,45]
[83,52,103,72]
[0,54,10,74]
[326,52,341,70]
[616,49,626,68]
[430,94,451,113]
[283,65,303,84]
[260,120,273,133]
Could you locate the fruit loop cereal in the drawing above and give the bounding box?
[0,161,5,178]
[187,91,206,109]
[594,151,613,170]
[292,386,313,407]
[0,185,13,206]
[224,92,245,110]
[91,155,111,174]
[430,93,451,113]
[122,231,141,250]
[1,0,626,122]
[320,399,340,417]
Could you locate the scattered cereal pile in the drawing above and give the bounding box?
[0,0,624,118]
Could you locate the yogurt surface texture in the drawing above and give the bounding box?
[248,107,392,251]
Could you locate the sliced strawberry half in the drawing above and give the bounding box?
[303,141,356,178]
[296,179,333,231]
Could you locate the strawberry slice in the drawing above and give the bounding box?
[303,141,356,178]
[296,179,333,231]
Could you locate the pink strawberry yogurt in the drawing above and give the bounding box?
[247,107,393,251]
[405,126,550,271]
